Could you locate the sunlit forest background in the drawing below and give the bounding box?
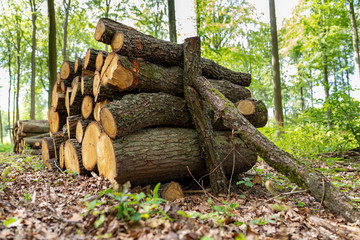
[0,0,359,158]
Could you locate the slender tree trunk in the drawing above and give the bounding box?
[349,0,360,83]
[16,37,20,122]
[104,0,110,52]
[195,0,201,36]
[48,0,57,107]
[333,65,337,93]
[0,109,3,144]
[269,0,284,132]
[300,86,305,111]
[7,43,12,140]
[62,0,71,62]
[168,0,177,43]
[30,0,37,120]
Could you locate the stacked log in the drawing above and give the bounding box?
[43,18,268,187]
[13,120,50,155]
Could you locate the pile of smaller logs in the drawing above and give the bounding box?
[13,120,49,155]
[43,18,268,188]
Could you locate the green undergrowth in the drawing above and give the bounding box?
[0,143,13,153]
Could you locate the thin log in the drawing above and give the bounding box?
[84,48,99,72]
[81,121,102,171]
[96,128,257,185]
[95,18,251,86]
[184,36,227,194]
[60,61,77,80]
[96,50,109,72]
[48,107,67,133]
[65,139,89,175]
[192,75,360,223]
[42,137,56,170]
[76,119,92,143]
[81,95,94,120]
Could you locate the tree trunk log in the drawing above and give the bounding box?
[96,128,257,185]
[66,115,82,139]
[96,50,109,72]
[48,107,67,133]
[94,100,110,122]
[59,142,65,169]
[65,87,82,116]
[100,53,251,102]
[52,92,66,113]
[23,137,42,149]
[161,182,184,201]
[65,139,89,175]
[236,99,268,128]
[52,131,68,162]
[81,95,94,120]
[81,121,103,171]
[60,61,78,80]
[81,76,94,96]
[20,120,49,133]
[76,119,92,143]
[184,36,227,194]
[192,76,360,223]
[84,48,99,72]
[42,137,56,170]
[95,18,251,86]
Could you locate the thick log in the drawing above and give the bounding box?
[52,92,66,113]
[81,95,94,120]
[66,115,82,138]
[52,131,68,162]
[192,75,360,223]
[81,76,94,96]
[81,121,103,171]
[94,100,110,122]
[65,139,89,175]
[42,137,56,170]
[100,53,251,102]
[237,99,268,128]
[100,93,192,139]
[48,107,67,133]
[70,78,83,108]
[21,120,49,133]
[23,137,42,149]
[184,36,227,194]
[84,48,99,72]
[95,18,251,86]
[94,70,125,102]
[96,128,257,185]
[74,57,83,75]
[65,87,82,116]
[96,50,109,72]
[76,119,92,143]
[60,61,77,80]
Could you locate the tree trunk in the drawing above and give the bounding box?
[100,52,251,102]
[191,76,360,223]
[349,0,360,83]
[81,121,102,171]
[20,120,49,133]
[76,119,92,143]
[269,0,284,131]
[236,99,268,128]
[168,0,177,43]
[15,36,20,122]
[81,95,94,120]
[66,115,81,138]
[95,18,251,86]
[47,0,57,108]
[65,139,89,175]
[42,137,56,170]
[30,3,37,120]
[0,110,3,144]
[96,128,257,185]
[62,0,71,62]
[95,50,109,72]
[7,41,13,140]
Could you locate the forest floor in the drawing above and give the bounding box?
[0,151,360,240]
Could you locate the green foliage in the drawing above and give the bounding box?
[236,177,254,188]
[0,143,12,152]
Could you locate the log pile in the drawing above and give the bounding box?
[43,18,268,188]
[13,120,50,155]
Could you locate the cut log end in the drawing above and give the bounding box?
[84,48,92,70]
[237,100,255,115]
[94,100,110,122]
[70,77,80,105]
[93,71,101,99]
[76,121,84,143]
[48,107,60,133]
[64,140,81,173]
[111,32,124,52]
[99,107,117,139]
[97,133,117,182]
[162,182,184,201]
[96,51,107,71]
[82,95,94,119]
[60,61,71,79]
[65,88,71,116]
[95,19,106,41]
[82,122,102,171]
[59,142,65,169]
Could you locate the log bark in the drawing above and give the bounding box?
[52,92,66,113]
[66,115,82,138]
[184,36,227,194]
[100,93,192,139]
[60,61,77,80]
[100,52,251,102]
[81,76,94,96]
[65,87,82,116]
[76,119,92,143]
[65,139,89,175]
[74,57,83,75]
[192,75,360,223]
[59,142,65,169]
[20,120,49,133]
[96,128,257,185]
[95,18,251,86]
[23,137,42,149]
[42,137,56,170]
[52,131,68,162]
[96,50,109,72]
[84,48,99,72]
[236,99,268,128]
[94,100,110,122]
[48,107,67,133]
[81,95,94,120]
[81,121,103,171]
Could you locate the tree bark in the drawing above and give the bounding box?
[184,37,227,194]
[42,137,56,170]
[349,0,360,83]
[236,99,268,128]
[81,76,94,96]
[47,0,57,108]
[100,52,251,102]
[168,0,177,43]
[96,128,257,185]
[62,0,71,62]
[30,0,37,120]
[191,76,360,223]
[20,120,49,133]
[95,18,251,86]
[66,115,81,139]
[84,48,99,72]
[269,0,284,131]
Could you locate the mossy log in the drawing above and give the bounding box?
[96,127,257,185]
[95,18,251,86]
[191,75,360,223]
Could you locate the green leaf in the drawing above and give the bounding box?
[94,214,106,228]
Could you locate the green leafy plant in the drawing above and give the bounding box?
[236,177,254,188]
[23,193,31,203]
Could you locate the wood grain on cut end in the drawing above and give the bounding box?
[82,95,93,119]
[81,122,102,171]
[60,61,72,79]
[237,99,256,115]
[111,32,124,52]
[57,72,61,84]
[42,137,55,170]
[70,77,79,105]
[95,19,106,42]
[95,51,108,71]
[64,140,81,173]
[48,107,60,133]
[59,142,65,169]
[93,71,101,99]
[76,121,84,143]
[65,88,72,116]
[97,133,117,182]
[162,182,184,201]
[94,100,110,122]
[99,107,117,139]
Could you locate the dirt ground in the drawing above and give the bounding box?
[0,152,359,240]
